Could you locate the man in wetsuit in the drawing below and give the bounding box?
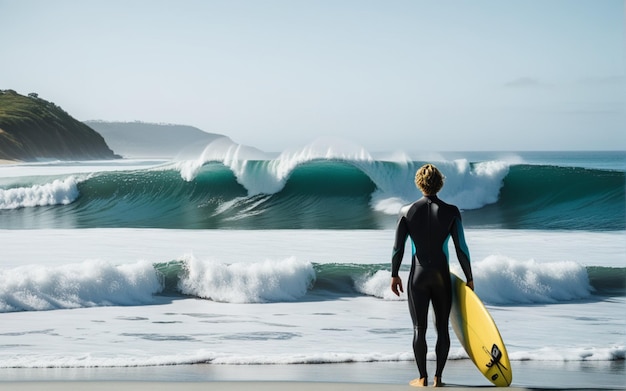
[390,163,474,388]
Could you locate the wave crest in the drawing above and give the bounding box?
[173,138,509,212]
[0,176,80,209]
[176,137,375,196]
[178,256,316,303]
[0,260,161,312]
[355,256,592,305]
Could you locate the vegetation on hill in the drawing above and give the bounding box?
[0,90,119,161]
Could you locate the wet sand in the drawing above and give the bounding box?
[1,360,624,390]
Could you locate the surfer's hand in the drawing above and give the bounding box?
[391,276,404,296]
[466,280,474,291]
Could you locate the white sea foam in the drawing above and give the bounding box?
[509,346,626,361]
[173,138,509,213]
[0,260,161,312]
[176,137,270,182]
[464,255,592,304]
[370,159,510,213]
[0,253,595,309]
[355,269,407,301]
[355,255,592,305]
[0,176,80,209]
[5,345,623,368]
[178,256,316,303]
[0,228,623,373]
[442,160,510,209]
[176,138,375,195]
[0,254,317,310]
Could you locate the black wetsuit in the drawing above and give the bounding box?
[391,195,473,379]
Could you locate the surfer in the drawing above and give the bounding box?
[390,163,474,388]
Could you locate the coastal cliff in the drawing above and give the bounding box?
[85,121,226,159]
[0,90,119,162]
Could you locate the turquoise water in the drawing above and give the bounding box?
[1,151,623,230]
[0,151,624,389]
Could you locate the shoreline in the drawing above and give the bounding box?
[0,381,536,391]
[0,361,624,390]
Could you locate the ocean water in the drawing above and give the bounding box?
[0,145,624,387]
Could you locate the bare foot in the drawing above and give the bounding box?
[433,376,445,387]
[409,377,428,387]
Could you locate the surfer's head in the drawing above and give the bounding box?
[415,164,444,195]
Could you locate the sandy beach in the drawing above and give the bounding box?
[1,360,624,390]
[0,381,535,391]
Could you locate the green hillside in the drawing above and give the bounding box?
[0,90,119,161]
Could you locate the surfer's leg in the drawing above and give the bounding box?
[413,323,428,381]
[408,282,430,380]
[432,271,452,378]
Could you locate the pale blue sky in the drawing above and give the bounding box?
[1,0,624,152]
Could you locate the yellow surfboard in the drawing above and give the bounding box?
[450,273,513,387]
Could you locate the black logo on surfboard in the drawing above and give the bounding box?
[486,344,503,368]
[485,344,509,382]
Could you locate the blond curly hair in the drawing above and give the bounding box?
[415,163,444,195]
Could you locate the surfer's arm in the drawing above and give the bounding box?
[451,215,473,285]
[390,217,408,297]
[391,216,408,277]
